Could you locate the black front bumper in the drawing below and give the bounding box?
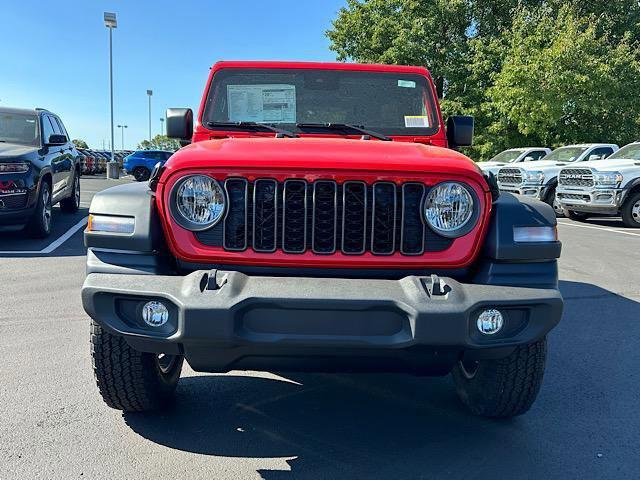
[82,269,563,375]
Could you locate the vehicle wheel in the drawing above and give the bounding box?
[90,320,183,412]
[452,337,547,418]
[621,192,640,228]
[133,166,151,182]
[25,181,52,238]
[60,172,80,213]
[564,209,588,221]
[545,187,564,217]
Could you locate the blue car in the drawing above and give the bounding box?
[123,150,174,181]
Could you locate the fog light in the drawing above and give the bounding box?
[142,301,169,327]
[477,309,504,335]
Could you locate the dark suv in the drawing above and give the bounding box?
[0,107,81,237]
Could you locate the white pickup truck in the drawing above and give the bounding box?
[497,143,619,216]
[478,147,551,176]
[557,142,640,227]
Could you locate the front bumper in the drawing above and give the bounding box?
[557,186,626,213]
[498,184,546,200]
[82,270,563,374]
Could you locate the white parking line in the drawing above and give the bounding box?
[0,216,88,255]
[557,220,640,237]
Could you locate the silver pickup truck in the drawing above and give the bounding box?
[557,142,640,227]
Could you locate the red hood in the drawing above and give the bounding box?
[161,137,486,186]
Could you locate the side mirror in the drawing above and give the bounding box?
[588,154,601,161]
[523,156,535,162]
[166,108,193,142]
[446,115,474,148]
[47,134,67,146]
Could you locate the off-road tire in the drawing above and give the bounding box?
[60,171,80,213]
[90,320,183,412]
[25,180,52,238]
[564,209,588,222]
[452,337,547,418]
[133,166,151,182]
[621,192,640,228]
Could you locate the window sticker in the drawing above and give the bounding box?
[397,80,416,88]
[404,115,429,128]
[227,84,296,123]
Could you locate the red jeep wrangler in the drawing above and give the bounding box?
[82,61,562,417]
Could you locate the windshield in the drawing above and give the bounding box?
[0,112,39,147]
[203,68,439,136]
[608,143,640,160]
[487,150,522,163]
[543,146,588,162]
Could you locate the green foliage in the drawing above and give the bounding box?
[327,0,640,160]
[72,139,89,149]
[137,135,180,151]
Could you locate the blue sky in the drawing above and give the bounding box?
[0,0,346,150]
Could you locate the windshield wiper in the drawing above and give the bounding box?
[296,123,392,141]
[207,121,297,138]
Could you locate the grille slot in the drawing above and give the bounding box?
[253,179,278,252]
[558,168,594,187]
[194,178,454,255]
[0,192,28,210]
[312,181,338,254]
[498,168,523,185]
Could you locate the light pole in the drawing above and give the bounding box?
[146,89,153,143]
[117,124,128,150]
[160,117,165,136]
[104,12,118,179]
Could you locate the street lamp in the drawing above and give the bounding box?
[104,12,118,179]
[147,89,153,142]
[160,117,165,136]
[117,124,128,150]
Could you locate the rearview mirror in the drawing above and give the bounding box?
[47,134,67,146]
[166,108,193,142]
[446,116,474,148]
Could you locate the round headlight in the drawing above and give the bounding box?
[172,175,226,230]
[424,182,475,237]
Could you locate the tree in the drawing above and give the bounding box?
[326,0,640,160]
[137,135,180,151]
[72,139,88,149]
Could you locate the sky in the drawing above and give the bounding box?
[0,0,346,150]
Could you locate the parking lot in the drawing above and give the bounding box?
[1,176,639,479]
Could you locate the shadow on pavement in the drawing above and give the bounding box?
[122,280,640,478]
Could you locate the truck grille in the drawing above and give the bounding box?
[195,178,453,255]
[558,168,594,187]
[497,168,523,186]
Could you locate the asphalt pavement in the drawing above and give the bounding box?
[1,177,639,479]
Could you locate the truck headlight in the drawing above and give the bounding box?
[524,171,545,184]
[593,171,622,185]
[171,175,226,230]
[0,162,29,174]
[424,182,476,238]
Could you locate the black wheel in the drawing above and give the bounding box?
[564,209,589,221]
[545,187,564,217]
[90,320,183,412]
[452,337,547,418]
[60,171,80,213]
[133,167,151,182]
[25,181,52,238]
[621,192,640,228]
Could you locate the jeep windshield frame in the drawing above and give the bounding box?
[201,67,440,137]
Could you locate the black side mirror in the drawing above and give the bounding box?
[166,108,193,142]
[446,115,474,148]
[47,134,68,146]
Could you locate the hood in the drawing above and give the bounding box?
[568,158,640,171]
[512,160,570,170]
[0,142,39,160]
[479,161,509,168]
[162,137,485,183]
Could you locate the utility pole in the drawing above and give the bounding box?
[117,124,128,150]
[160,117,165,136]
[147,89,153,142]
[104,12,119,179]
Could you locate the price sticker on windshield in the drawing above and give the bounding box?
[404,116,429,128]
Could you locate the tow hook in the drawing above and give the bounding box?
[422,274,451,299]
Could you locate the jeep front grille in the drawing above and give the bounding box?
[558,168,594,187]
[497,168,523,186]
[194,178,453,255]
